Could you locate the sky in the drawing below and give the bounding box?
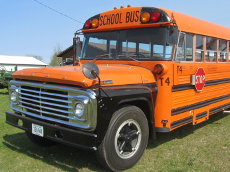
[1,0,230,64]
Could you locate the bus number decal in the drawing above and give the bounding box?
[159,77,170,86]
[177,66,183,74]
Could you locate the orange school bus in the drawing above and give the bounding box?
[6,6,230,171]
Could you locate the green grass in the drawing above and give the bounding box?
[0,88,229,172]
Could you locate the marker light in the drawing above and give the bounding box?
[141,12,151,23]
[84,20,92,29]
[92,18,99,28]
[153,64,168,75]
[151,11,161,22]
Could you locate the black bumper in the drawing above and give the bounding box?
[5,111,98,151]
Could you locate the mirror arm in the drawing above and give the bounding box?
[91,70,110,98]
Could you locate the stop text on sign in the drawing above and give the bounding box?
[191,68,206,92]
[195,75,205,85]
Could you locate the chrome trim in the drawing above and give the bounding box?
[9,80,97,131]
[20,87,74,98]
[11,107,91,129]
[18,101,72,114]
[19,96,72,109]
[19,92,72,103]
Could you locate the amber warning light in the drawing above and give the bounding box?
[141,11,161,23]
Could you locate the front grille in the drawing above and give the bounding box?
[19,85,72,121]
[10,80,97,130]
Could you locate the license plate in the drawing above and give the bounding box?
[32,123,44,137]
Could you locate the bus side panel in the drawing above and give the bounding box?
[171,62,230,130]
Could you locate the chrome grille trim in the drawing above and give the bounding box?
[20,87,73,98]
[18,101,72,114]
[19,92,72,103]
[11,107,91,129]
[19,96,72,109]
[17,105,73,120]
[10,80,97,130]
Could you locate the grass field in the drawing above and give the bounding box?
[0,88,229,172]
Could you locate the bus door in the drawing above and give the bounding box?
[172,32,198,125]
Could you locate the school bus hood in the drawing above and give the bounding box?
[13,64,155,87]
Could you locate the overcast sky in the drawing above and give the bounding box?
[1,0,230,64]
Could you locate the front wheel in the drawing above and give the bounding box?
[97,106,149,171]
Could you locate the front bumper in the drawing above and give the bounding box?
[6,111,98,151]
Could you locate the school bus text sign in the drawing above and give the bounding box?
[97,7,142,30]
[192,68,206,92]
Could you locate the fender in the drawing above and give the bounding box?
[94,83,157,146]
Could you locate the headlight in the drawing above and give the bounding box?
[74,102,84,118]
[10,88,19,102]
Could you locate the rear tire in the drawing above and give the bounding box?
[97,106,149,171]
[26,132,57,147]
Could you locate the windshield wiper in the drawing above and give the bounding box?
[118,54,140,62]
[92,54,110,61]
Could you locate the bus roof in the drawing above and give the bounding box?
[160,8,230,40]
[82,7,230,40]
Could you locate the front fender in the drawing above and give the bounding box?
[94,83,157,146]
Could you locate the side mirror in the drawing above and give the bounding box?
[82,62,100,79]
[73,37,81,63]
[167,26,179,45]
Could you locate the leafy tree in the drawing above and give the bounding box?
[49,47,62,66]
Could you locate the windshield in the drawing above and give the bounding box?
[81,27,176,61]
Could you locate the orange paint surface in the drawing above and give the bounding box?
[13,63,155,88]
[83,7,230,40]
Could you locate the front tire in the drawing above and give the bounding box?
[97,106,149,171]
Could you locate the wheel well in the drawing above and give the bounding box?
[119,100,154,137]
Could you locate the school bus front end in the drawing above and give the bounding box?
[5,6,230,171]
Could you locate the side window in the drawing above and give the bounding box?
[176,33,185,61]
[176,33,193,61]
[185,34,193,61]
[195,35,204,62]
[229,42,230,62]
[206,37,217,62]
[218,39,227,62]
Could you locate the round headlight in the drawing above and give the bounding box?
[74,103,84,118]
[10,90,17,102]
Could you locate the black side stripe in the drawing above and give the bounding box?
[171,116,193,129]
[172,78,230,92]
[172,94,230,116]
[210,103,230,114]
[172,84,194,92]
[196,111,207,120]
